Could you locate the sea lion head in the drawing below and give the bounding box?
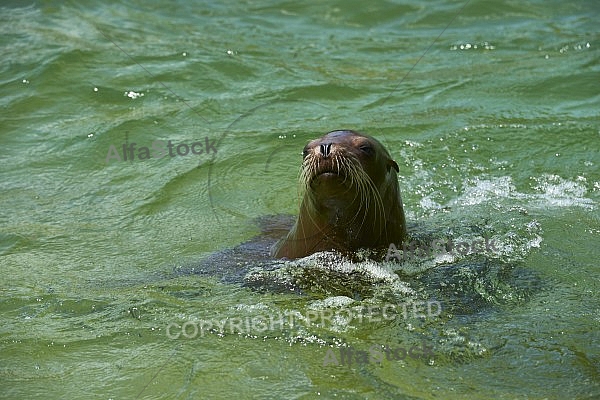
[301,130,398,215]
[273,130,407,259]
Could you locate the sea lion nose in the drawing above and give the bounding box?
[319,143,332,158]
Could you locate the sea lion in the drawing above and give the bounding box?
[272,130,407,259]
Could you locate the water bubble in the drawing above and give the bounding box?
[124,90,144,99]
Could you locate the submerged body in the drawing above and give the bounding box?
[272,130,408,259]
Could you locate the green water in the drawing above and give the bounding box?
[1,0,599,398]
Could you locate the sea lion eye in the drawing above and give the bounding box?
[359,144,374,155]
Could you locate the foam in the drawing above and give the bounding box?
[244,251,416,301]
[443,175,595,210]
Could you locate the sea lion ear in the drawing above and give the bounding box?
[388,159,399,173]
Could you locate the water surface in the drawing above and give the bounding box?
[1,0,599,398]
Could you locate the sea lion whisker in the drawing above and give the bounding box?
[346,161,373,230]
[355,166,379,232]
[349,161,386,237]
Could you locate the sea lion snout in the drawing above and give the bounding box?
[304,141,336,159]
[319,143,333,158]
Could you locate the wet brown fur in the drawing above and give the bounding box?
[272,130,407,259]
